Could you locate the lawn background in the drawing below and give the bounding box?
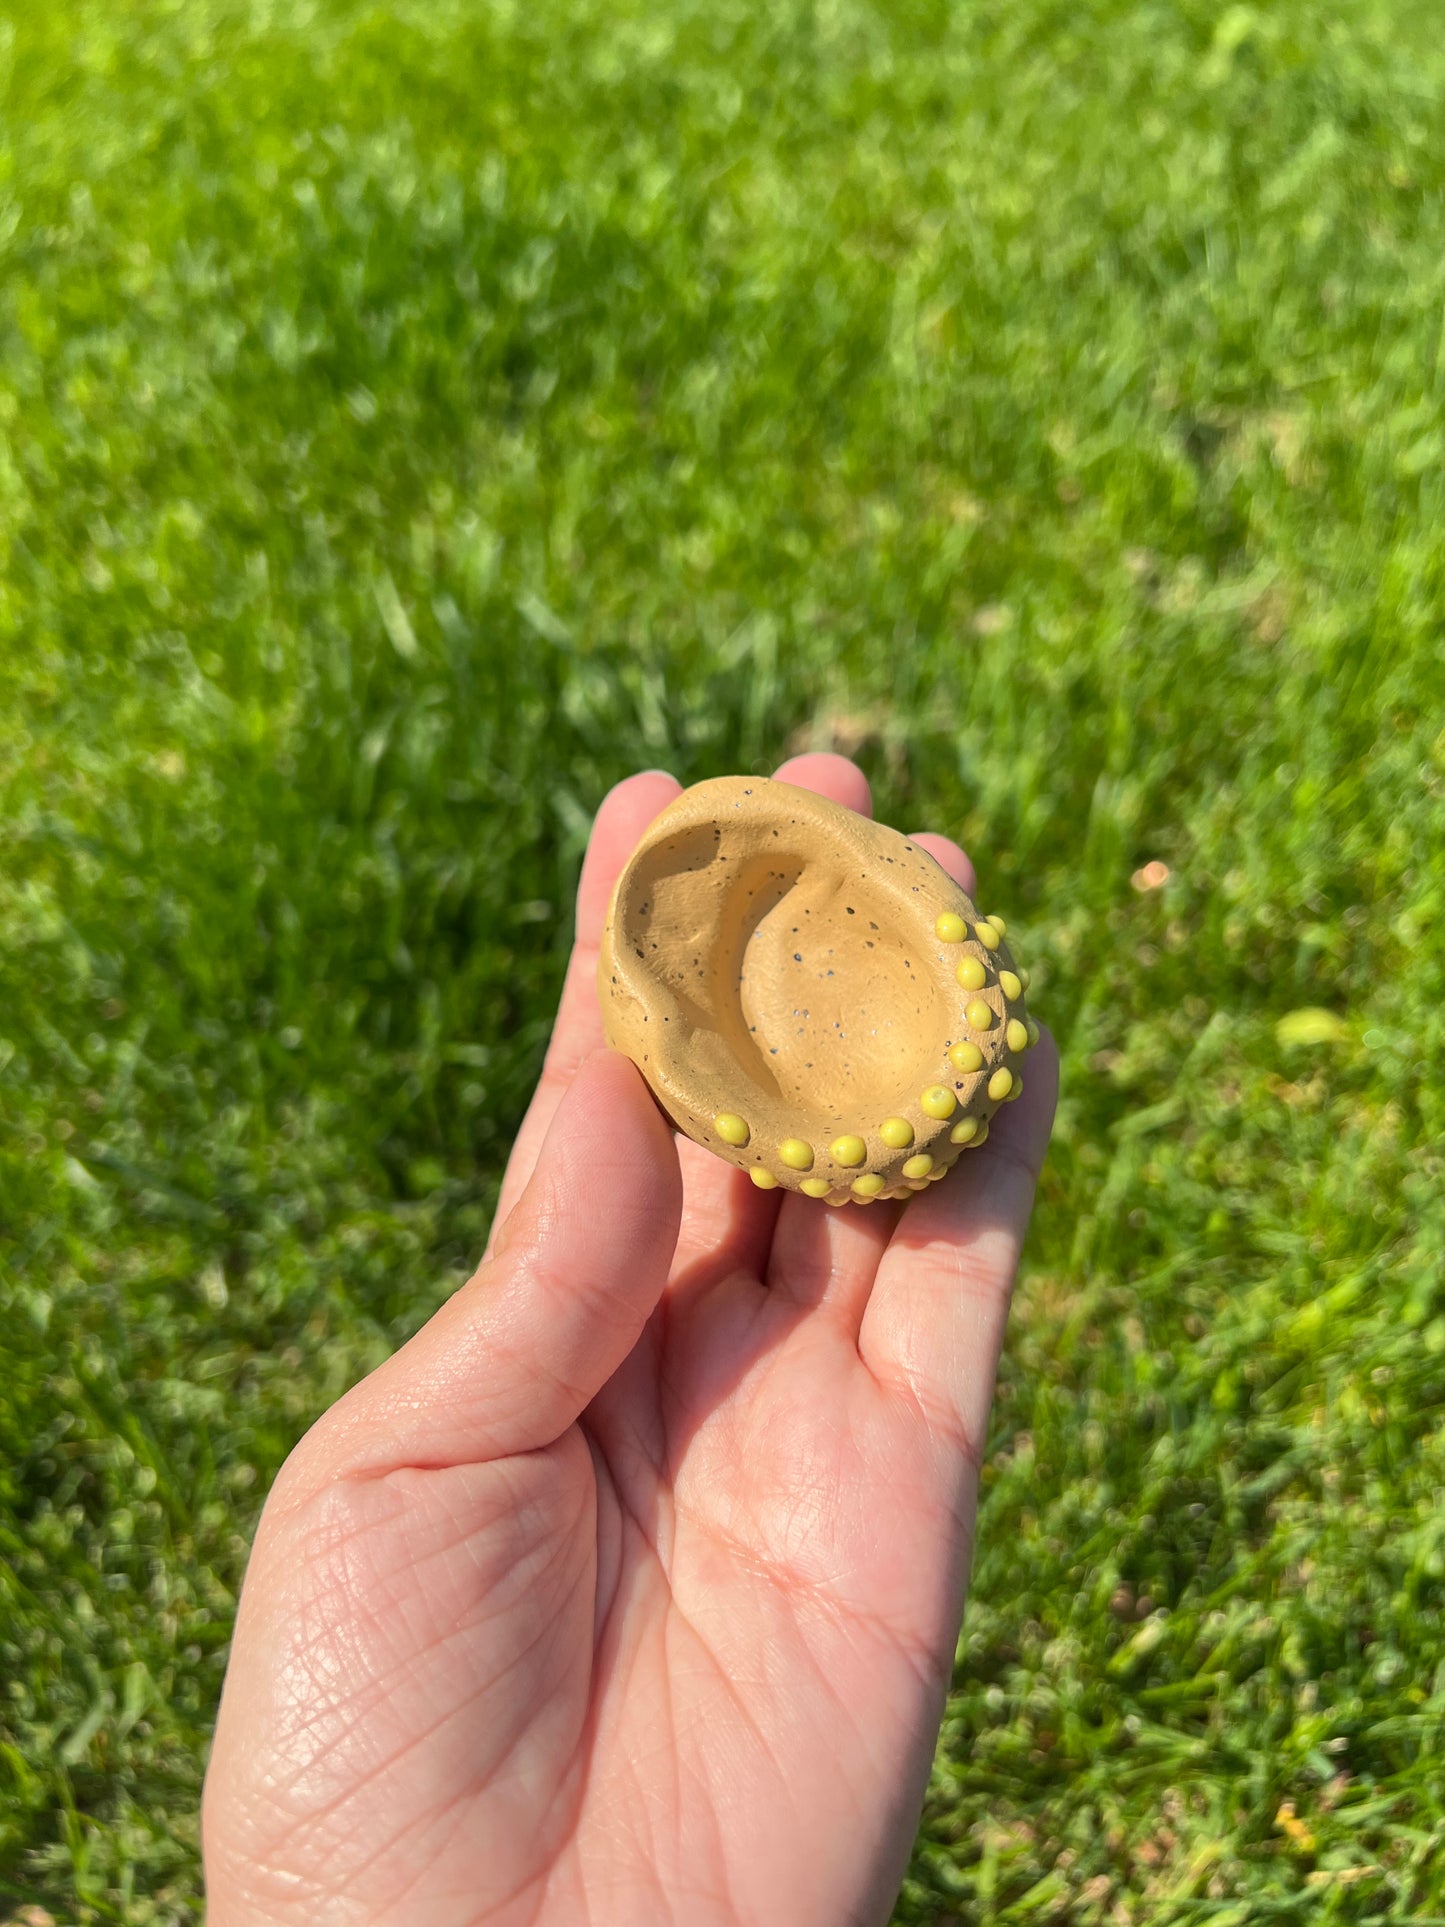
[3,0,1445,1918]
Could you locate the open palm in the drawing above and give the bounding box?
[202,754,1058,1927]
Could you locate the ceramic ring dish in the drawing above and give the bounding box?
[598,776,1037,1204]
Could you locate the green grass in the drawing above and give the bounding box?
[2,0,1444,1917]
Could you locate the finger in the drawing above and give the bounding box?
[485,769,683,1256]
[859,1026,1060,1464]
[764,825,974,1329]
[771,750,872,817]
[665,751,875,1288]
[297,1051,683,1488]
[762,1188,901,1333]
[906,830,977,902]
[672,1133,779,1281]
[762,759,920,1333]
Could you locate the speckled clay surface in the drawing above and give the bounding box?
[597,776,1036,1203]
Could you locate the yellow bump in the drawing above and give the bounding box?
[905,1178,931,1191]
[965,998,996,1031]
[935,911,968,944]
[1006,1018,1029,1053]
[714,1113,750,1147]
[920,1085,957,1119]
[1026,1016,1040,1047]
[998,969,1022,1002]
[748,1166,778,1189]
[986,914,1007,937]
[950,1115,980,1145]
[851,1173,886,1198]
[779,1138,814,1170]
[949,1040,985,1074]
[987,1066,1013,1102]
[1018,966,1031,989]
[879,1116,914,1149]
[824,1193,849,1206]
[955,955,987,992]
[975,921,1001,951]
[830,1134,867,1167]
[927,1166,948,1180]
[974,1118,990,1146]
[902,1153,934,1179]
[1005,1073,1023,1101]
[800,1177,832,1198]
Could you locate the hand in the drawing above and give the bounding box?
[202,753,1059,1927]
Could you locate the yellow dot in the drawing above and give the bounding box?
[901,1153,934,1179]
[1005,1073,1023,1101]
[974,921,1001,951]
[935,911,968,944]
[1019,966,1031,989]
[927,1166,948,1180]
[986,913,1007,937]
[987,1066,1013,1102]
[779,1138,814,1170]
[904,1178,931,1191]
[824,1193,849,1206]
[830,1134,867,1167]
[950,1115,980,1145]
[974,1118,990,1146]
[949,1040,984,1074]
[920,1085,956,1119]
[748,1166,778,1188]
[1006,1018,1029,1053]
[1026,1017,1040,1048]
[879,1116,914,1149]
[851,1173,886,1198]
[714,1113,750,1146]
[998,969,1022,1002]
[965,998,996,1031]
[800,1177,832,1198]
[955,955,987,992]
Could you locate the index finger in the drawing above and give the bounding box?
[484,769,682,1253]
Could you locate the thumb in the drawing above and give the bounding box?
[290,1049,682,1488]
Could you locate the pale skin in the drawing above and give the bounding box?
[202,753,1060,1927]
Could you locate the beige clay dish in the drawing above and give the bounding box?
[597,776,1037,1204]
